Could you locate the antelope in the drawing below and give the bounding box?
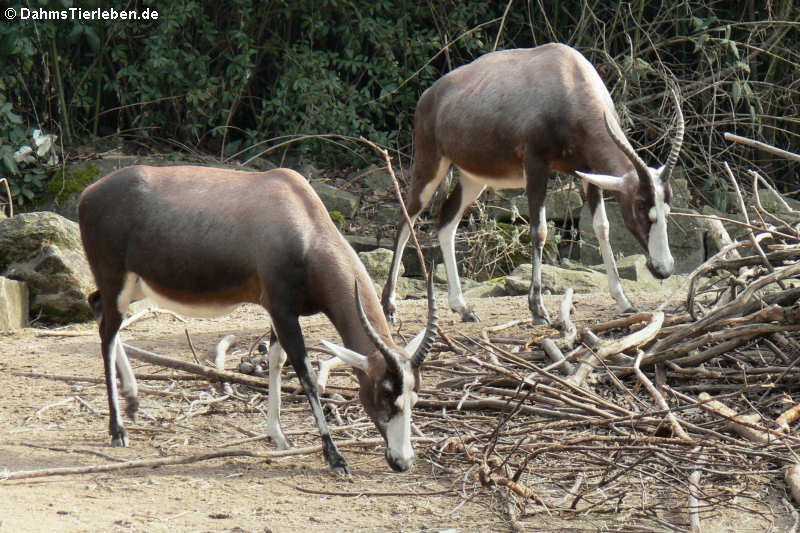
[381,43,684,324]
[78,166,438,474]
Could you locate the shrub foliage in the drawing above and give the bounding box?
[1,0,798,207]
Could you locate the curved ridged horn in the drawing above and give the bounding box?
[659,86,685,182]
[603,112,650,184]
[411,272,438,368]
[354,279,401,374]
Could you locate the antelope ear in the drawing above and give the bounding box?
[575,170,626,192]
[403,328,427,356]
[320,340,369,372]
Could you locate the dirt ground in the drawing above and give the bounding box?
[1,289,795,532]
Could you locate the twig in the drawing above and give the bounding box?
[359,136,428,281]
[697,392,772,443]
[633,351,690,440]
[559,288,577,349]
[184,328,201,365]
[724,132,800,163]
[287,483,452,497]
[569,312,664,387]
[1,438,436,481]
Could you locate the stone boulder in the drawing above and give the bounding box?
[578,203,704,274]
[487,186,583,223]
[311,181,360,219]
[0,276,28,331]
[504,263,609,295]
[0,212,94,323]
[758,188,800,216]
[359,248,402,279]
[355,165,395,192]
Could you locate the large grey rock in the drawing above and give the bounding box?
[463,281,508,298]
[311,182,360,219]
[346,234,442,278]
[0,276,28,331]
[590,254,650,281]
[504,263,609,295]
[671,177,691,209]
[578,203,704,274]
[758,188,800,216]
[0,212,94,323]
[355,165,395,192]
[359,248,402,279]
[487,186,583,223]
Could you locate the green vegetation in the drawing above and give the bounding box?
[47,164,98,204]
[1,1,798,210]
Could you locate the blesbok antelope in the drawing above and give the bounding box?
[381,43,684,324]
[78,166,438,474]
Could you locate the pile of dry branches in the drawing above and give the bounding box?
[410,152,800,530]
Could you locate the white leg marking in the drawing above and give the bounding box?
[531,204,547,293]
[386,161,452,309]
[114,336,137,401]
[107,333,125,430]
[593,197,634,312]
[439,176,486,317]
[266,339,290,450]
[385,214,417,311]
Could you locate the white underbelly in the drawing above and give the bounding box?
[117,273,241,319]
[460,169,525,190]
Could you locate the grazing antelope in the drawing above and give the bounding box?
[381,43,684,324]
[78,166,438,474]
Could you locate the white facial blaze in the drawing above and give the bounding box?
[385,365,416,469]
[647,173,674,277]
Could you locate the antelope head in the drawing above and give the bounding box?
[576,88,685,280]
[322,275,438,472]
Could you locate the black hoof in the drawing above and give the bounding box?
[125,396,139,420]
[383,306,397,324]
[531,310,551,326]
[329,458,351,476]
[461,310,480,322]
[110,428,129,447]
[622,306,640,314]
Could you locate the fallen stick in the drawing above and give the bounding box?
[697,392,771,443]
[648,262,800,363]
[122,342,271,389]
[688,448,705,533]
[1,437,437,481]
[724,132,800,164]
[540,339,574,376]
[786,464,800,506]
[633,351,690,440]
[777,405,800,432]
[482,318,532,365]
[559,288,577,349]
[568,312,664,387]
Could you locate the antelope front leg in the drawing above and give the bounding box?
[527,203,551,325]
[271,313,349,475]
[526,165,551,325]
[591,191,637,313]
[438,177,485,322]
[266,337,291,450]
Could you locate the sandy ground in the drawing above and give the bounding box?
[1,289,795,532]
